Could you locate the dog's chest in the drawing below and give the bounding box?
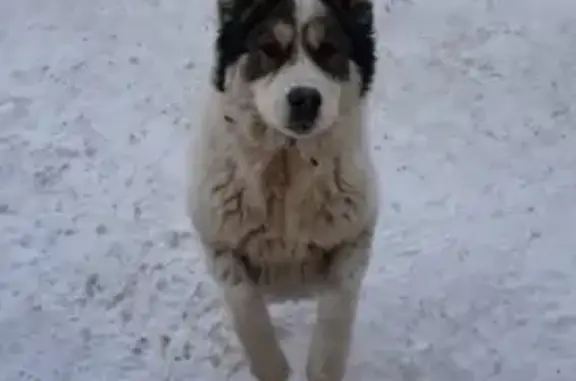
[204,148,366,262]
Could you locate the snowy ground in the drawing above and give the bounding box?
[1,0,575,380]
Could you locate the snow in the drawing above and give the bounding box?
[1,0,575,380]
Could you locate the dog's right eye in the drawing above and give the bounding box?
[244,34,291,81]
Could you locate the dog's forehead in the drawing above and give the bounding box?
[258,0,328,34]
[293,0,328,25]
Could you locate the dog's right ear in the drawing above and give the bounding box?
[217,0,266,25]
[217,0,234,24]
[213,0,263,91]
[213,0,282,92]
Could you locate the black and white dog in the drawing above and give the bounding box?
[187,1,378,379]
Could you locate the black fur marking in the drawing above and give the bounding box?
[302,18,351,82]
[213,0,376,96]
[243,2,296,82]
[321,0,376,96]
[213,0,285,91]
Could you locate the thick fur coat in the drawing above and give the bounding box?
[186,1,378,380]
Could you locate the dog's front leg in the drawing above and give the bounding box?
[306,284,360,381]
[306,232,372,381]
[222,283,290,381]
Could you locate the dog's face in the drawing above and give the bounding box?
[214,0,375,139]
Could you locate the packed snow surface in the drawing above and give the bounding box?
[1,0,575,380]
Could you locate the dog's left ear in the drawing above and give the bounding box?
[323,0,373,21]
[348,0,373,25]
[323,0,373,27]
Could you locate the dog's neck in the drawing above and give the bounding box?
[219,97,362,168]
[233,113,361,185]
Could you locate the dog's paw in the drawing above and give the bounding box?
[251,352,291,381]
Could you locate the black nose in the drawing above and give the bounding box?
[287,86,322,128]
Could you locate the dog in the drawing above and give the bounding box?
[186,0,378,380]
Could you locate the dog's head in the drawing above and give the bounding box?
[213,0,376,139]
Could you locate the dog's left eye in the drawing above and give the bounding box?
[259,42,284,58]
[316,41,338,58]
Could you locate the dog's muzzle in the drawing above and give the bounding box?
[286,86,322,134]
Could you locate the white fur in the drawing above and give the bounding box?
[252,55,343,139]
[186,1,378,380]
